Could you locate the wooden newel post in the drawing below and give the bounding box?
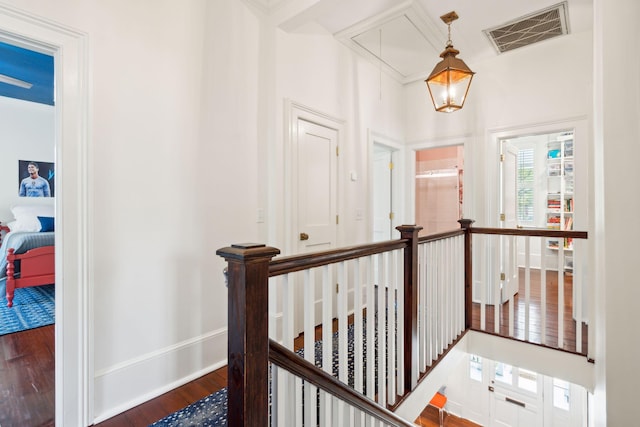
[458,219,474,330]
[396,224,423,391]
[216,243,280,427]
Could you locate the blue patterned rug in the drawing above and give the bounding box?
[0,284,55,335]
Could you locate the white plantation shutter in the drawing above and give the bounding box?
[517,148,535,223]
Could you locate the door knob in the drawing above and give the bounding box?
[300,232,309,241]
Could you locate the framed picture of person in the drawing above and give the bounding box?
[18,160,55,197]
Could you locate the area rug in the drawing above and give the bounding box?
[0,284,55,335]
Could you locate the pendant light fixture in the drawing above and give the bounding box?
[426,11,475,113]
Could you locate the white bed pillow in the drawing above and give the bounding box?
[10,204,55,232]
[7,219,38,232]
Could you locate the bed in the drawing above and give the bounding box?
[0,204,55,307]
[0,231,55,307]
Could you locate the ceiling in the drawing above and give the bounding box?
[0,40,54,105]
[0,1,593,102]
[270,0,593,84]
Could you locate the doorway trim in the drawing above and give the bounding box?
[0,5,91,426]
[486,117,591,348]
[407,135,468,225]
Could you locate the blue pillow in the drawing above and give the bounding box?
[38,216,55,232]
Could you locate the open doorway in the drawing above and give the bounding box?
[0,39,56,425]
[499,130,576,271]
[496,129,585,318]
[415,146,464,236]
[0,9,90,425]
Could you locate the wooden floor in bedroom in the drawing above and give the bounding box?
[0,324,55,427]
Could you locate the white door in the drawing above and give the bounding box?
[372,145,393,242]
[491,390,541,427]
[500,141,519,303]
[489,363,543,427]
[295,118,338,253]
[292,117,339,333]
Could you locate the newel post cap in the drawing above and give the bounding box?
[216,243,281,262]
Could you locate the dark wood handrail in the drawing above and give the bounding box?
[418,228,465,243]
[269,239,409,277]
[270,228,467,277]
[470,226,588,239]
[218,219,591,425]
[269,339,415,427]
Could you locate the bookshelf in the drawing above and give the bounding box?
[546,133,574,271]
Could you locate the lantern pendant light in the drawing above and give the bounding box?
[426,11,475,113]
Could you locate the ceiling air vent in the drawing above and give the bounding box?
[484,2,569,54]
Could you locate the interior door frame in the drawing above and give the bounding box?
[284,100,344,255]
[407,136,467,228]
[0,5,91,426]
[368,131,404,241]
[485,117,589,306]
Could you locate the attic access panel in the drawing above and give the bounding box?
[352,13,435,78]
[484,2,570,54]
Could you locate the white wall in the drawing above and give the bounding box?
[595,0,640,424]
[0,0,264,422]
[272,22,406,249]
[0,0,409,422]
[0,96,54,221]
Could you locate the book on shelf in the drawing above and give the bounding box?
[547,215,561,224]
[565,198,574,212]
[565,237,573,249]
[564,216,573,230]
[548,203,561,210]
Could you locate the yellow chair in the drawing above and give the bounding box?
[429,391,447,427]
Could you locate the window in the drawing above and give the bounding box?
[518,368,537,393]
[470,354,482,381]
[495,362,513,385]
[553,378,570,410]
[517,148,535,223]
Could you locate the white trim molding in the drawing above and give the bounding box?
[0,4,91,426]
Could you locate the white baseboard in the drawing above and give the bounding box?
[92,328,228,424]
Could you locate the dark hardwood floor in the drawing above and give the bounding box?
[471,269,588,355]
[93,366,228,426]
[0,324,55,427]
[415,405,481,427]
[2,268,583,426]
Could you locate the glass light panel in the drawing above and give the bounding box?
[495,362,513,385]
[518,368,537,393]
[470,355,482,382]
[553,378,571,410]
[426,72,473,112]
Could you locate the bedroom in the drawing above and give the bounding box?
[0,39,55,330]
[0,1,635,426]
